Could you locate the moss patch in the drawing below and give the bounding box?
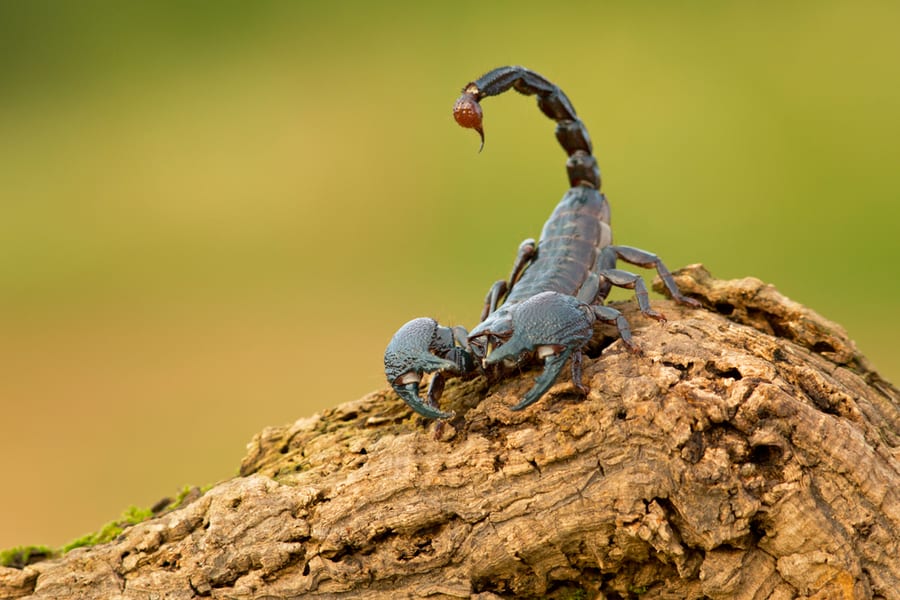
[1,484,210,569]
[0,545,57,568]
[60,505,154,554]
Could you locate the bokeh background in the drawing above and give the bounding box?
[1,1,898,550]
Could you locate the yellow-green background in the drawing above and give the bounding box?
[1,1,898,550]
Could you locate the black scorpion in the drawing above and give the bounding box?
[384,66,700,419]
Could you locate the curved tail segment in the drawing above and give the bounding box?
[452,66,600,190]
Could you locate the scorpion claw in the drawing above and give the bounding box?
[384,317,471,419]
[472,292,595,410]
[392,381,455,420]
[511,349,573,411]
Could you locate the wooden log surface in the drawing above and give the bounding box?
[2,264,899,599]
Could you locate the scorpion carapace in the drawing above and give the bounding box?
[385,65,700,420]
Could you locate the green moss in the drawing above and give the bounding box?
[0,545,57,568]
[122,505,153,523]
[61,504,160,554]
[2,485,209,568]
[164,485,193,511]
[156,484,210,513]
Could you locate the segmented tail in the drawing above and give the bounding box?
[453,66,600,190]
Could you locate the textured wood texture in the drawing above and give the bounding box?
[2,265,898,599]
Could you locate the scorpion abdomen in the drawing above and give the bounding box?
[504,185,611,305]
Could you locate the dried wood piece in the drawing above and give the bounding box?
[2,265,898,599]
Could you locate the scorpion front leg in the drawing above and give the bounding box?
[384,318,473,419]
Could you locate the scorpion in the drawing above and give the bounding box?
[384,66,700,420]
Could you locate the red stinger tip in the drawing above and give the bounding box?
[453,92,485,152]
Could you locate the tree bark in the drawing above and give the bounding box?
[3,265,899,600]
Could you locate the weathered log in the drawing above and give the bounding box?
[2,265,898,599]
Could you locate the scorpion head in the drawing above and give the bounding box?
[384,317,472,419]
[467,307,519,368]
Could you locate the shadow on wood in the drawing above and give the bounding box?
[3,265,899,599]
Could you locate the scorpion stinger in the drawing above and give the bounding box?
[453,87,485,151]
[384,66,700,420]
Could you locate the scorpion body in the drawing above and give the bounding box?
[385,66,699,419]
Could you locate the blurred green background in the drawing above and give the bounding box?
[1,1,898,550]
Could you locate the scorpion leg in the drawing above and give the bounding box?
[569,349,590,396]
[592,304,640,354]
[596,268,667,323]
[508,238,537,288]
[609,245,702,307]
[481,280,508,323]
[480,238,537,321]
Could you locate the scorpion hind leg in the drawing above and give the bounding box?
[384,318,470,419]
[609,245,702,308]
[596,268,668,323]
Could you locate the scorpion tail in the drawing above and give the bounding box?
[453,66,600,189]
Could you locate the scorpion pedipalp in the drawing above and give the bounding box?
[384,318,471,419]
[473,291,595,409]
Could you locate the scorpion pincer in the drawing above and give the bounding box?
[384,66,700,420]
